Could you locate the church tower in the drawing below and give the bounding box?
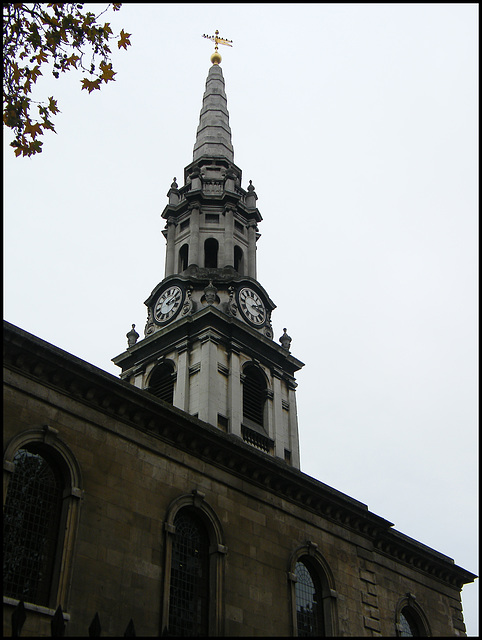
[113,52,304,468]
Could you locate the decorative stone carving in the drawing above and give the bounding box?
[167,178,180,205]
[144,308,156,337]
[279,328,292,351]
[181,287,195,316]
[226,285,238,316]
[246,180,258,208]
[126,324,139,347]
[202,281,219,305]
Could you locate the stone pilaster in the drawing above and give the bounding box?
[271,368,285,460]
[287,379,300,468]
[165,217,176,276]
[247,223,257,279]
[173,341,190,412]
[228,344,242,437]
[198,332,219,425]
[223,207,234,268]
[189,205,200,267]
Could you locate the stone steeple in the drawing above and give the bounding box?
[113,61,304,470]
[193,64,234,162]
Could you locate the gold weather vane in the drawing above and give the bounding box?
[202,29,233,65]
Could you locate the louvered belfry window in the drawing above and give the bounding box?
[148,363,175,403]
[3,447,63,606]
[243,365,267,427]
[168,510,209,636]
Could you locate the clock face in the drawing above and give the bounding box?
[238,287,267,326]
[153,285,184,324]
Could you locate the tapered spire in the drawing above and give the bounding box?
[193,64,234,162]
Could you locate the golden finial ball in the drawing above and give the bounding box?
[211,51,222,65]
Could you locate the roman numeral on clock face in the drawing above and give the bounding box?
[238,287,266,325]
[154,286,183,323]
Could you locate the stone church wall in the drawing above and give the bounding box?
[3,353,468,637]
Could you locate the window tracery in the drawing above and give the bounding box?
[3,427,82,610]
[288,542,337,637]
[168,510,209,636]
[161,492,226,636]
[4,447,63,606]
[295,560,323,636]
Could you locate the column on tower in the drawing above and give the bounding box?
[189,204,201,267]
[165,218,176,276]
[271,368,285,459]
[247,223,257,279]
[287,381,301,468]
[198,332,219,425]
[227,344,242,438]
[223,207,234,268]
[173,341,190,412]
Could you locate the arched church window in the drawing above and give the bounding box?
[204,238,218,269]
[242,364,267,427]
[161,492,226,636]
[234,245,244,274]
[395,596,431,637]
[168,509,210,636]
[288,543,338,637]
[295,558,324,637]
[399,609,420,636]
[148,362,175,403]
[3,446,63,607]
[179,243,189,271]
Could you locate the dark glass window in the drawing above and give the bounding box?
[148,362,175,403]
[179,244,189,271]
[399,608,421,637]
[295,560,324,637]
[204,238,218,269]
[234,245,243,274]
[243,365,267,427]
[169,510,209,636]
[3,447,63,606]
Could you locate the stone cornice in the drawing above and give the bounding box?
[113,305,304,377]
[3,321,476,590]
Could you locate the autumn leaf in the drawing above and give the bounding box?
[30,65,42,83]
[24,121,43,139]
[48,96,60,114]
[35,50,48,65]
[118,29,131,50]
[65,53,80,68]
[4,3,131,157]
[99,60,116,83]
[81,77,102,93]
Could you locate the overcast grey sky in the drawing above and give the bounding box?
[4,3,478,634]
